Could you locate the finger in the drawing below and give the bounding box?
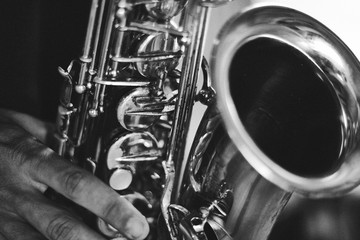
[29,156,149,240]
[0,211,47,240]
[0,109,53,143]
[13,190,106,240]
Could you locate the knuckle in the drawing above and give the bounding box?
[9,133,48,168]
[2,133,53,186]
[3,135,30,166]
[0,135,45,187]
[46,215,80,240]
[101,199,119,220]
[63,170,87,199]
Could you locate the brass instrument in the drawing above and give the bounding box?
[51,0,360,239]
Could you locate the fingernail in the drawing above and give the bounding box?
[126,217,149,240]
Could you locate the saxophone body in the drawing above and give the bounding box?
[52,0,219,238]
[52,0,360,239]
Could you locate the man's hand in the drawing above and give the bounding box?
[0,109,149,240]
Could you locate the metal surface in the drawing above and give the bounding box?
[51,1,360,240]
[213,6,360,197]
[179,107,291,240]
[52,0,225,239]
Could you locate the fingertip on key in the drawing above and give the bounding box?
[126,216,150,240]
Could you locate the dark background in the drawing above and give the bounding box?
[0,0,90,121]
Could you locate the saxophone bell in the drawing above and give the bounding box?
[172,5,360,240]
[214,6,360,196]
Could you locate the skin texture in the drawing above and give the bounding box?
[0,109,149,240]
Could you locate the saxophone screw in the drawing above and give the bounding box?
[180,35,191,46]
[89,109,99,117]
[75,85,86,94]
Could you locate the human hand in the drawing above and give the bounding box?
[0,109,149,240]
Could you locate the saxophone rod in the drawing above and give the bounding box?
[109,0,128,77]
[82,0,100,60]
[90,0,118,115]
[77,0,100,91]
[96,0,117,79]
[89,0,107,74]
[167,4,212,204]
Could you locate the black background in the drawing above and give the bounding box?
[0,0,90,120]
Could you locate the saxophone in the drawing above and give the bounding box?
[51,0,360,239]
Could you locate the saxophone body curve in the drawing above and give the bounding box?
[50,0,360,240]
